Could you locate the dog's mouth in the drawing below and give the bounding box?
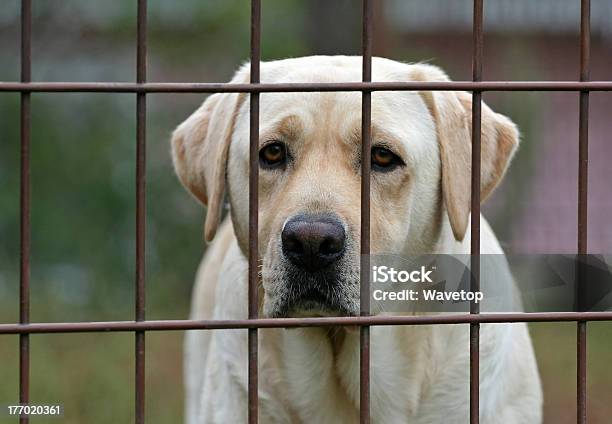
[265,267,359,318]
[281,287,351,318]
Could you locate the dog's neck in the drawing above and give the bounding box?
[402,208,471,257]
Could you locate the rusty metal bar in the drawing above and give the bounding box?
[5,3,608,423]
[2,81,612,93]
[360,1,373,422]
[248,1,261,423]
[470,0,483,423]
[19,1,31,423]
[135,1,147,423]
[577,1,590,423]
[1,312,612,335]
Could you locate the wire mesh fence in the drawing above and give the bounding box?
[1,1,611,423]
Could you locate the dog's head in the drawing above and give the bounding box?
[171,56,518,318]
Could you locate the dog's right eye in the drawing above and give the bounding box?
[259,142,287,169]
[371,146,404,172]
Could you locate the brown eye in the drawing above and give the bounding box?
[371,146,402,171]
[259,142,287,168]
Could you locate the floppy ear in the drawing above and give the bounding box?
[171,67,248,241]
[410,64,519,241]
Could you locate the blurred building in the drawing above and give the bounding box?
[387,0,612,37]
[384,0,612,254]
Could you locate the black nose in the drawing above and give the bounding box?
[281,214,346,272]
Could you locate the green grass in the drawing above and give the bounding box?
[1,312,611,423]
[530,322,612,424]
[0,331,184,424]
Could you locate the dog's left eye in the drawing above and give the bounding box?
[259,142,287,168]
[372,146,403,171]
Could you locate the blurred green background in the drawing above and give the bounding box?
[1,1,611,423]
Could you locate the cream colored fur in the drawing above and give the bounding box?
[173,56,542,424]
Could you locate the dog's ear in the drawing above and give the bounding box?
[410,64,519,241]
[171,66,248,241]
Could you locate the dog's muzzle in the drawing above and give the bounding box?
[277,213,351,315]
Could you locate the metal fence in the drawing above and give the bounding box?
[1,0,612,423]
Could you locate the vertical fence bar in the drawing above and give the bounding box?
[6,2,602,423]
[135,1,147,423]
[19,1,31,423]
[359,1,373,423]
[470,1,483,423]
[577,1,590,423]
[248,1,261,423]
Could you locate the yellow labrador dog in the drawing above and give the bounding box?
[172,56,542,424]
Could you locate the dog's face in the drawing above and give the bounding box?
[231,86,435,317]
[171,56,519,318]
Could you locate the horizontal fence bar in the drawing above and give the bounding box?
[1,81,612,93]
[1,312,612,334]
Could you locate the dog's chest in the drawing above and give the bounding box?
[279,326,425,423]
